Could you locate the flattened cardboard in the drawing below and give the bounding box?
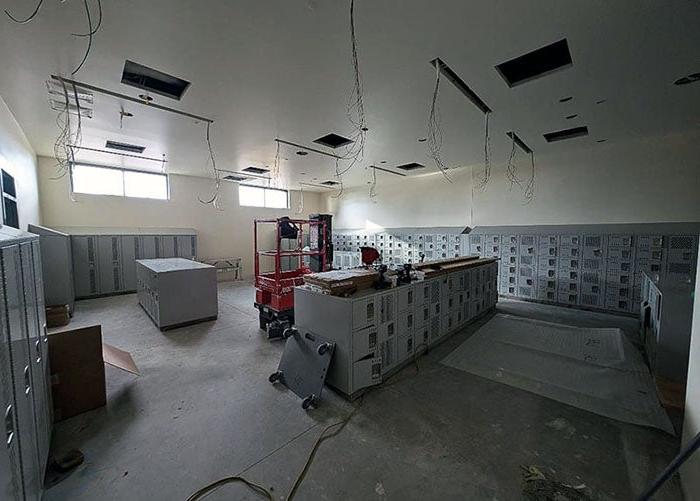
[102,343,140,375]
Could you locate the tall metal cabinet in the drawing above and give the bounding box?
[58,226,197,299]
[1,226,52,501]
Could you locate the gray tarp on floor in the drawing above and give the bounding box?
[441,314,674,434]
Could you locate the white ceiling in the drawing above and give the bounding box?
[0,0,698,192]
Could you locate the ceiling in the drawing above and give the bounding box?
[0,0,698,192]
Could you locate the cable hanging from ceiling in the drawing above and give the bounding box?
[52,80,84,179]
[295,182,305,215]
[197,122,224,210]
[368,166,377,202]
[332,0,368,183]
[5,0,103,76]
[504,131,536,205]
[473,111,492,191]
[523,152,536,205]
[331,157,345,199]
[426,63,453,183]
[505,132,522,191]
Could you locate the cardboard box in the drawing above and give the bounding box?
[46,305,70,327]
[48,325,139,422]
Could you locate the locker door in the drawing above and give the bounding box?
[1,245,41,500]
[141,236,157,259]
[176,235,194,259]
[30,241,51,433]
[0,269,23,500]
[18,243,50,468]
[121,236,139,291]
[72,236,99,297]
[98,236,123,294]
[190,236,197,259]
[155,236,176,258]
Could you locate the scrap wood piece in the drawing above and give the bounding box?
[102,343,140,375]
[521,465,590,501]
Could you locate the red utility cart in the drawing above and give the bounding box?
[253,218,328,338]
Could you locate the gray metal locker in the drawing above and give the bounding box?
[27,225,74,313]
[176,235,196,259]
[155,235,177,258]
[30,241,51,432]
[1,245,41,500]
[141,235,157,259]
[97,236,124,295]
[121,236,140,292]
[72,235,100,298]
[18,243,50,467]
[0,274,23,500]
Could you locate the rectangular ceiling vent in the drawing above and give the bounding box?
[320,180,340,186]
[242,166,269,175]
[496,39,573,87]
[121,60,191,100]
[396,162,426,171]
[313,133,354,149]
[223,174,248,182]
[105,140,146,154]
[430,58,492,114]
[505,132,532,154]
[543,126,589,143]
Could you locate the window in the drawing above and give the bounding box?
[238,185,289,209]
[71,163,168,200]
[1,169,18,229]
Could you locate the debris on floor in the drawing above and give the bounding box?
[521,465,590,501]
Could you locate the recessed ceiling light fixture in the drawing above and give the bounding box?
[565,114,578,120]
[418,138,427,143]
[543,126,589,143]
[674,72,700,86]
[395,162,426,171]
[559,96,573,103]
[296,151,308,156]
[496,39,573,87]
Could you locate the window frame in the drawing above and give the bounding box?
[69,162,170,200]
[238,184,289,209]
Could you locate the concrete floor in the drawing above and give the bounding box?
[45,282,683,500]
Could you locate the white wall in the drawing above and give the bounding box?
[0,96,40,228]
[682,242,700,500]
[37,156,323,278]
[324,130,700,230]
[324,168,472,230]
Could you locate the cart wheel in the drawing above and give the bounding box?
[317,343,330,356]
[282,327,297,339]
[302,395,315,410]
[269,371,282,384]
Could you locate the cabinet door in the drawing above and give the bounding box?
[155,236,176,258]
[141,236,157,259]
[72,236,99,297]
[19,243,50,467]
[30,241,52,433]
[1,246,41,499]
[0,269,23,500]
[176,235,196,259]
[121,236,139,291]
[98,236,123,294]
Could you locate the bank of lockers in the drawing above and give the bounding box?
[294,259,498,398]
[70,230,197,298]
[1,228,52,501]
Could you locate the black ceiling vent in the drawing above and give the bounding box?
[105,140,146,154]
[242,166,269,175]
[543,126,589,143]
[121,60,190,100]
[396,162,426,171]
[223,174,248,182]
[320,180,340,186]
[496,39,573,87]
[313,133,354,149]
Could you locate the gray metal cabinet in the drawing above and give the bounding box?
[1,245,41,500]
[27,225,74,313]
[72,235,100,298]
[97,236,124,295]
[121,236,140,291]
[0,280,23,501]
[176,235,197,259]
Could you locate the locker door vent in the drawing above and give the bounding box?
[134,238,140,258]
[155,237,161,258]
[87,238,95,262]
[89,268,97,293]
[670,236,694,249]
[112,237,119,261]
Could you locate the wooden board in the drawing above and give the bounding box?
[414,256,497,278]
[303,269,378,295]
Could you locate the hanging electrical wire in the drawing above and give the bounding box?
[5,0,101,75]
[426,64,452,182]
[368,166,377,202]
[4,0,45,24]
[51,80,85,179]
[198,122,223,210]
[295,182,305,215]
[331,157,345,199]
[522,151,536,205]
[72,0,102,37]
[271,140,281,188]
[473,111,492,191]
[71,0,94,75]
[505,132,522,191]
[332,0,368,181]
